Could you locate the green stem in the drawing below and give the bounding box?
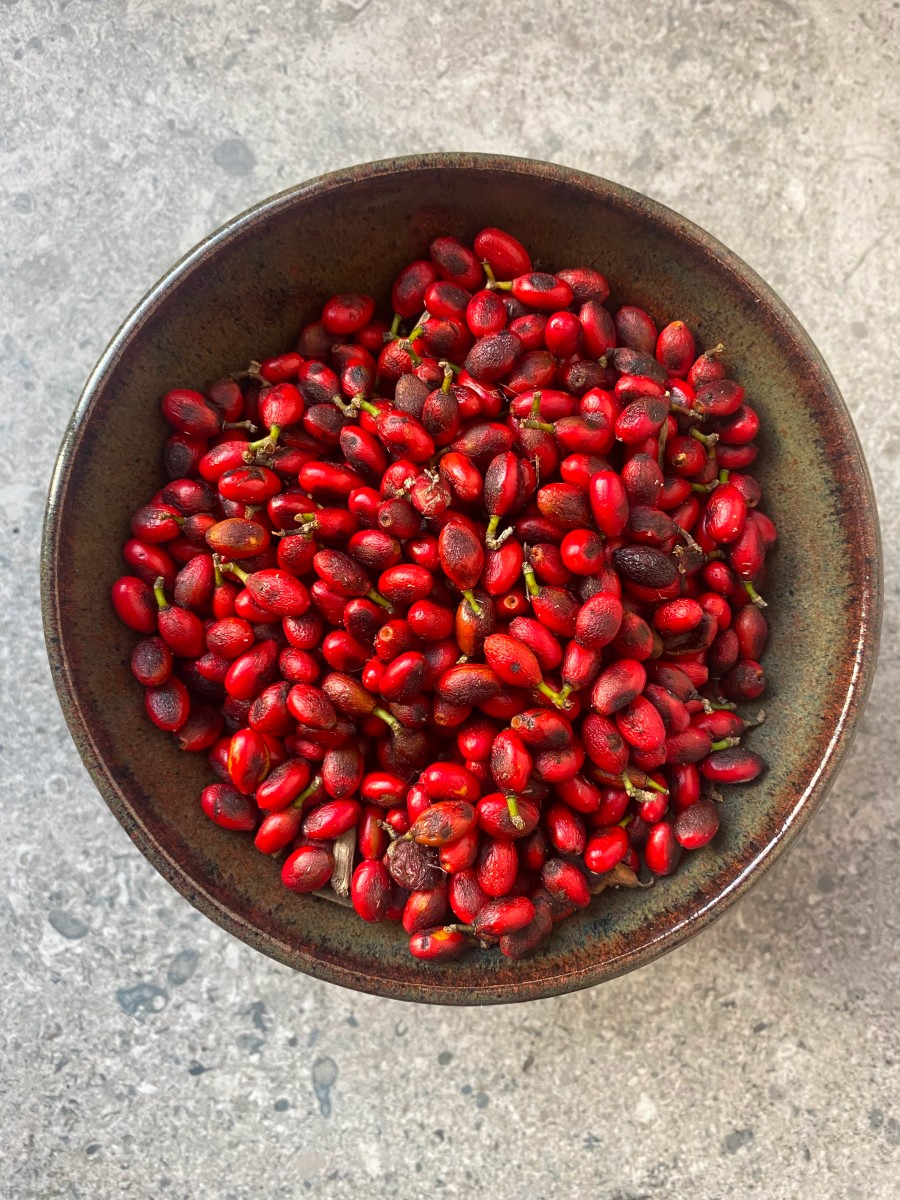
[642,776,669,796]
[537,680,568,709]
[462,589,482,616]
[357,398,381,417]
[505,794,526,832]
[481,261,497,286]
[529,390,543,419]
[294,513,319,537]
[152,576,169,610]
[372,706,401,733]
[291,775,322,809]
[332,394,359,416]
[390,312,402,338]
[691,480,719,494]
[441,362,454,393]
[219,560,250,584]
[523,419,554,433]
[245,423,281,456]
[743,580,767,608]
[690,427,719,458]
[367,589,393,611]
[718,468,730,484]
[622,769,667,796]
[710,737,741,751]
[522,560,540,599]
[223,419,258,433]
[485,514,501,543]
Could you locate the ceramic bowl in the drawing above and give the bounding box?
[41,154,881,1004]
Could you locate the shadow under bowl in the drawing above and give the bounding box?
[41,153,882,1004]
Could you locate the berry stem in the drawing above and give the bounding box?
[676,525,703,554]
[537,680,569,709]
[505,793,526,831]
[485,514,501,544]
[522,560,540,599]
[245,423,281,457]
[710,737,741,751]
[291,774,322,809]
[231,359,265,382]
[152,576,169,610]
[670,402,701,422]
[462,589,482,616]
[372,706,402,733]
[690,427,719,458]
[219,560,250,585]
[641,776,669,796]
[743,580,767,608]
[366,589,393,611]
[377,818,400,840]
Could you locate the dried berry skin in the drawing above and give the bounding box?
[612,545,678,589]
[387,839,441,891]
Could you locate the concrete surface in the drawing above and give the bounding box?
[1,1,898,1197]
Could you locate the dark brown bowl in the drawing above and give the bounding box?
[41,153,882,1004]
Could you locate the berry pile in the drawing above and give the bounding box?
[111,226,774,963]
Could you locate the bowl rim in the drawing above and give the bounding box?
[41,151,883,1004]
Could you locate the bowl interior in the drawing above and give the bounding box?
[43,155,880,1003]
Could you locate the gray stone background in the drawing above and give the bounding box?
[1,1,898,1197]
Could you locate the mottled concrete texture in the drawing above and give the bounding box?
[1,2,898,1198]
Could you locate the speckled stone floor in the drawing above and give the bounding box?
[1,2,898,1197]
